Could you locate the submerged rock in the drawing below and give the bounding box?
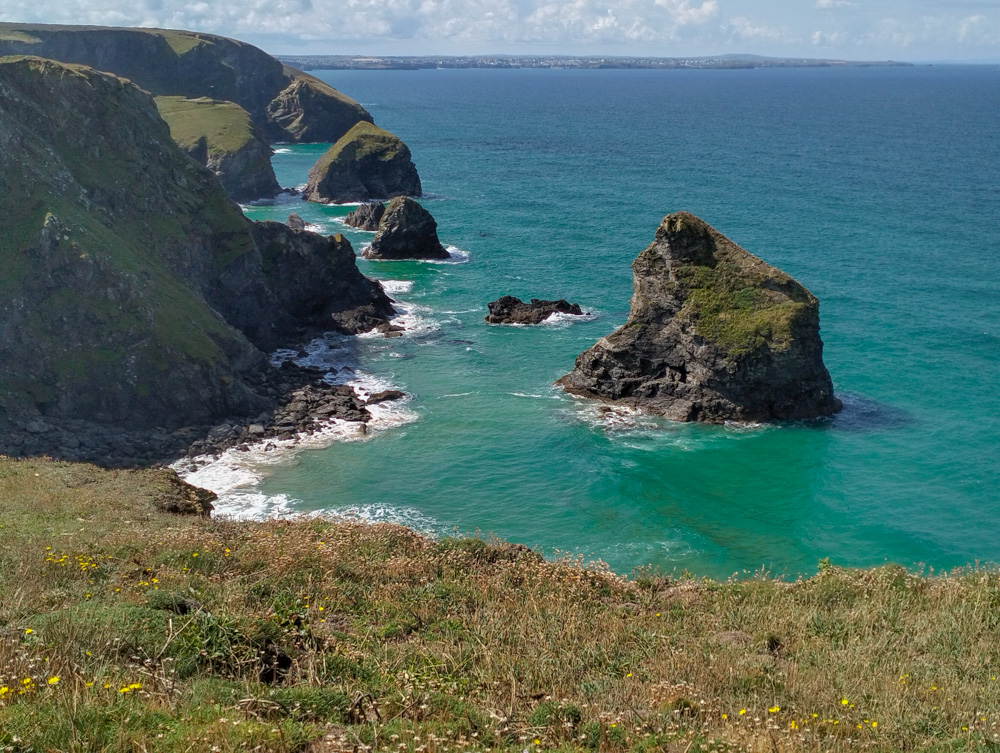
[363,197,449,260]
[557,212,841,423]
[303,122,421,204]
[485,296,584,325]
[344,201,385,231]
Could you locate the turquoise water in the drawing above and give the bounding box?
[239,66,1000,579]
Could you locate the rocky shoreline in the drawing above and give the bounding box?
[0,359,405,470]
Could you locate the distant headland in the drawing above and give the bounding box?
[277,53,913,71]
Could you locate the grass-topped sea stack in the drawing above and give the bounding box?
[304,122,422,204]
[558,212,841,422]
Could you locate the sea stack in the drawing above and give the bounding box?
[344,201,386,231]
[557,212,841,423]
[303,122,421,204]
[485,296,584,325]
[363,197,450,260]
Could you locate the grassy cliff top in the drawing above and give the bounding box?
[639,212,817,355]
[1,454,998,752]
[314,120,404,171]
[155,96,256,155]
[0,22,240,55]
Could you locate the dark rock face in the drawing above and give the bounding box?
[251,221,396,335]
[0,23,372,144]
[485,296,584,325]
[557,212,841,423]
[364,198,449,260]
[303,122,421,204]
[0,57,397,459]
[149,470,216,516]
[265,70,373,143]
[286,213,306,230]
[202,135,280,202]
[344,201,385,231]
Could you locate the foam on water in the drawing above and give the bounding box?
[541,310,597,326]
[379,279,414,295]
[175,332,417,519]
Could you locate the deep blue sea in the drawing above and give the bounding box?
[223,65,1000,579]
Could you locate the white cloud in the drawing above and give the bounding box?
[726,16,788,42]
[815,0,857,9]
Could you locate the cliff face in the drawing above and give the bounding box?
[0,23,372,144]
[558,212,841,423]
[0,57,391,435]
[155,96,280,202]
[304,122,422,204]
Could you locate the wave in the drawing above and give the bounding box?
[175,335,417,514]
[273,147,293,154]
[541,310,597,326]
[379,279,414,295]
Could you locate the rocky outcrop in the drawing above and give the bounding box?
[286,213,306,230]
[0,23,372,144]
[485,296,585,325]
[251,221,396,335]
[344,201,386,231]
[557,212,841,423]
[265,68,373,143]
[303,122,421,204]
[155,96,279,202]
[0,56,394,454]
[363,197,449,260]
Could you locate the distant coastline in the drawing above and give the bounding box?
[277,53,914,71]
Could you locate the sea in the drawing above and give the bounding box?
[185,65,1000,580]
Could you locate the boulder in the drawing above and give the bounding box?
[286,213,306,230]
[557,212,841,423]
[363,197,449,261]
[344,201,385,231]
[303,122,421,204]
[485,296,584,325]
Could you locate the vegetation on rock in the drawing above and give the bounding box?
[304,122,422,204]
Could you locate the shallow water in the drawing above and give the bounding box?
[228,66,1000,579]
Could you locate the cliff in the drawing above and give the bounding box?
[558,212,841,422]
[303,121,422,204]
[0,23,372,144]
[155,96,280,202]
[0,56,392,446]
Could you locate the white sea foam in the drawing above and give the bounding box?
[541,310,597,326]
[273,147,293,154]
[175,333,417,517]
[304,222,325,233]
[508,392,564,401]
[379,279,414,295]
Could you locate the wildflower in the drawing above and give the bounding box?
[768,706,780,713]
[871,721,877,728]
[840,699,849,706]
[739,709,746,716]
[790,720,797,730]
[533,739,540,745]
[192,553,198,557]
[24,628,33,635]
[47,677,59,685]
[0,687,8,696]
[625,673,632,678]
[721,714,727,720]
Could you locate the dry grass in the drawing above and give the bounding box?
[1,456,999,751]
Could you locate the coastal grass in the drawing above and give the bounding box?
[155,96,256,155]
[677,263,807,356]
[2,456,999,752]
[314,121,403,173]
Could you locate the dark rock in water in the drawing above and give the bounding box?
[485,296,584,325]
[303,122,421,204]
[286,213,306,230]
[364,197,449,260]
[250,222,396,336]
[557,212,841,423]
[366,390,405,404]
[344,201,385,231]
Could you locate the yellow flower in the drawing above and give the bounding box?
[24,628,33,635]
[840,698,849,706]
[721,713,727,720]
[739,709,746,716]
[871,721,877,728]
[790,720,797,730]
[533,739,540,745]
[768,706,780,713]
[625,673,632,678]
[47,677,59,685]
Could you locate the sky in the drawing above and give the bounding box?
[4,0,1000,60]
